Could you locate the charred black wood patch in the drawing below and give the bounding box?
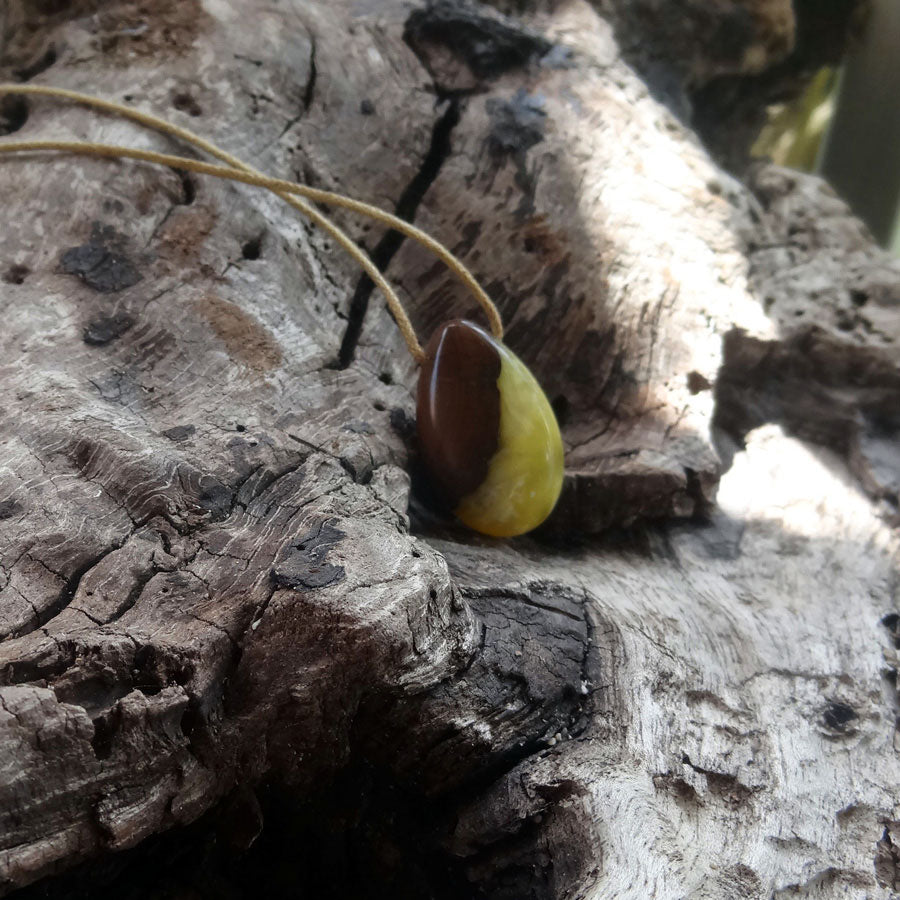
[61,223,142,294]
[486,89,547,159]
[162,424,197,442]
[82,312,136,346]
[271,521,347,591]
[404,0,552,82]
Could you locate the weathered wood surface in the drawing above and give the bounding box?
[0,0,899,897]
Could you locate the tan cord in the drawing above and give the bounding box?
[0,83,505,352]
[0,85,425,363]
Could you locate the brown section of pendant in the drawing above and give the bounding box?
[416,319,502,507]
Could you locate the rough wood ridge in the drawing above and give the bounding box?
[0,0,898,897]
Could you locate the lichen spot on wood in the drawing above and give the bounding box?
[196,295,282,373]
[91,0,211,64]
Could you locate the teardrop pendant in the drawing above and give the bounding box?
[0,90,557,537]
[416,320,564,538]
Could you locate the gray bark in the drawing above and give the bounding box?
[0,0,898,898]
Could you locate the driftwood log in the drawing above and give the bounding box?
[1,0,899,897]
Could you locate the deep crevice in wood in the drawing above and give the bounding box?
[336,97,461,368]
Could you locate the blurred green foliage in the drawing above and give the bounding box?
[751,68,840,172]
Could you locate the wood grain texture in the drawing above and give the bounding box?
[0,1,898,898]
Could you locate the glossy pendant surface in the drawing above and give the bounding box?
[416,319,564,537]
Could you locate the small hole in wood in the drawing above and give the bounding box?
[172,91,203,117]
[0,96,28,136]
[822,701,858,731]
[3,264,30,285]
[174,169,196,205]
[241,235,263,260]
[836,314,855,332]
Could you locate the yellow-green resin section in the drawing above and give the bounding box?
[455,345,564,537]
